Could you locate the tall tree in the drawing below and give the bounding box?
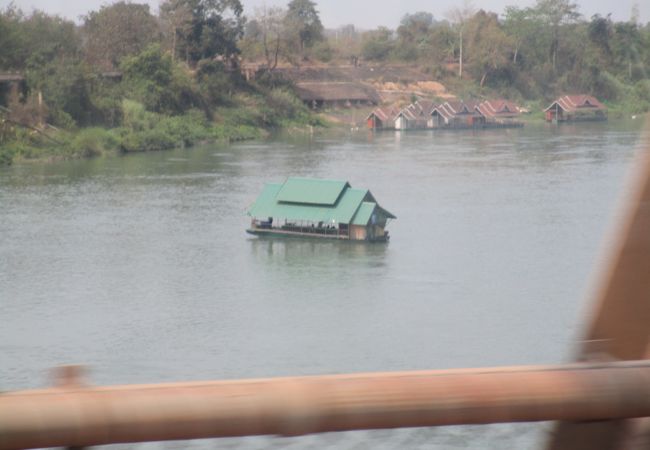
[82,2,159,70]
[533,0,581,70]
[612,21,643,79]
[395,12,435,60]
[0,8,80,71]
[465,10,513,87]
[159,0,193,63]
[503,6,536,65]
[285,0,323,59]
[446,0,476,78]
[159,0,244,66]
[360,27,394,61]
[256,6,287,71]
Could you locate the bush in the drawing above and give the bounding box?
[266,89,305,120]
[121,99,156,132]
[121,45,200,115]
[0,145,16,165]
[120,128,177,152]
[69,127,118,158]
[157,111,210,147]
[211,124,262,142]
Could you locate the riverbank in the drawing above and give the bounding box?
[0,95,327,166]
[2,97,646,167]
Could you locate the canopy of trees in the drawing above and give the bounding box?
[1,0,650,132]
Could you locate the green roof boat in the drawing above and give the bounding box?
[246,177,396,242]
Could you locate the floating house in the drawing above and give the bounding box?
[366,106,399,130]
[430,101,484,128]
[367,99,524,130]
[247,178,396,242]
[544,95,607,122]
[476,99,522,123]
[394,105,419,130]
[395,101,434,130]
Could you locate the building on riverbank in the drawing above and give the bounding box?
[295,82,380,109]
[430,101,484,128]
[366,106,399,130]
[247,178,396,242]
[367,99,523,130]
[544,95,607,122]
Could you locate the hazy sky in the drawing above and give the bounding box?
[3,0,648,28]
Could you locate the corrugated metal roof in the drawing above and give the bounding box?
[248,179,395,225]
[351,202,376,226]
[249,185,368,224]
[276,178,349,205]
[544,95,606,112]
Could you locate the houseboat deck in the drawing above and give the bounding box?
[246,222,390,242]
[246,178,395,242]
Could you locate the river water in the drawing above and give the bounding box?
[1,120,648,449]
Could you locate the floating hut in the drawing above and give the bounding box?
[247,178,396,242]
[367,99,523,131]
[430,100,485,128]
[476,99,523,124]
[544,95,607,122]
[366,106,399,130]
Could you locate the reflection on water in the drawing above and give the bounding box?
[249,237,388,269]
[0,119,647,449]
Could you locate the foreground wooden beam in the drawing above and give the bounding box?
[3,361,650,450]
[547,119,650,449]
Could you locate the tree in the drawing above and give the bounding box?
[0,6,22,69]
[426,23,457,66]
[533,0,581,70]
[159,0,193,63]
[395,12,435,60]
[159,0,244,66]
[360,27,394,61]
[464,10,513,87]
[120,44,198,114]
[611,21,643,79]
[503,6,538,65]
[0,7,80,71]
[26,59,93,127]
[285,0,324,59]
[82,2,160,70]
[328,24,362,62]
[397,12,434,43]
[446,0,476,78]
[255,6,287,71]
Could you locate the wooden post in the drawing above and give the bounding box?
[547,118,650,449]
[3,362,650,450]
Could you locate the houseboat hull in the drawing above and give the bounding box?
[246,228,389,242]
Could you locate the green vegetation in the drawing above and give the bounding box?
[329,1,650,112]
[0,0,321,165]
[1,0,650,166]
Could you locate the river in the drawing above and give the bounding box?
[0,120,647,449]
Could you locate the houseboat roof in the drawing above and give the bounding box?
[432,101,483,120]
[248,178,396,225]
[366,106,399,122]
[544,95,606,112]
[477,99,521,118]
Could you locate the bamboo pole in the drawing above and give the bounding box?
[3,362,650,450]
[547,118,650,449]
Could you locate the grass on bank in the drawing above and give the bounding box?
[0,89,327,165]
